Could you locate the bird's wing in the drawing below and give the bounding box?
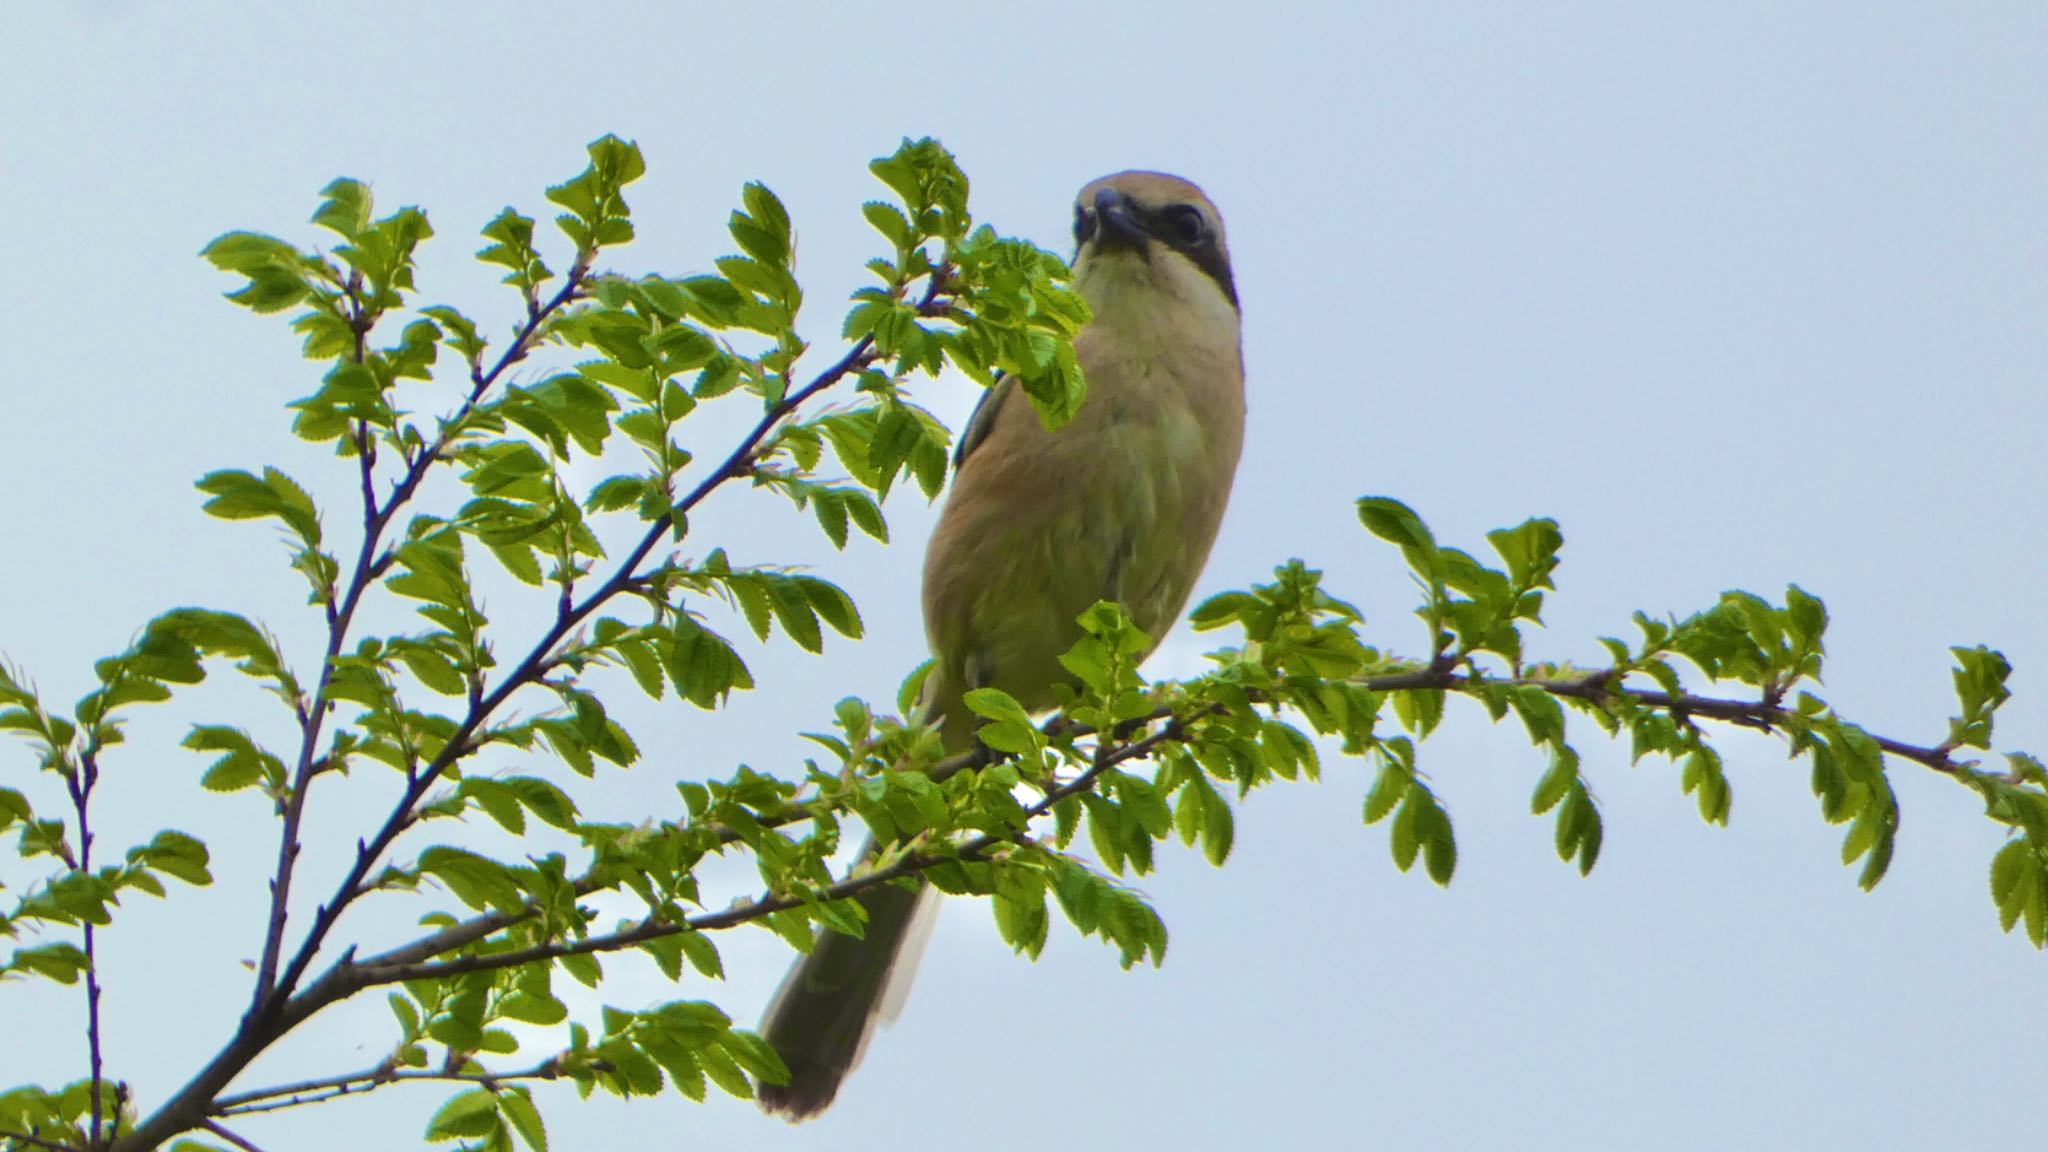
[951,374,1016,470]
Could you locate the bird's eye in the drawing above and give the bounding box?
[1163,204,1206,246]
[1073,205,1097,245]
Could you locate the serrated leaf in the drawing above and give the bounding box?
[499,1089,547,1152]
[426,1088,500,1141]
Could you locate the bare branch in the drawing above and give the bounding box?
[64,750,105,1149]
[198,1121,267,1152]
[212,1059,559,1119]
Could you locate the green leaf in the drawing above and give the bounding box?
[459,778,526,834]
[426,1088,500,1141]
[862,201,913,249]
[677,931,724,979]
[184,725,285,793]
[128,829,213,886]
[1681,746,1731,826]
[196,467,322,544]
[393,638,467,696]
[478,208,553,292]
[1419,800,1457,885]
[1363,762,1406,825]
[1949,645,2013,750]
[1509,687,1566,747]
[7,942,91,984]
[689,1040,749,1099]
[1389,789,1422,871]
[499,1088,547,1152]
[502,776,579,830]
[419,846,525,914]
[1486,517,1564,597]
[1992,838,2037,939]
[546,134,645,253]
[866,405,921,497]
[1555,782,1603,876]
[963,688,1031,728]
[499,989,569,1026]
[733,182,793,266]
[312,177,372,240]
[1785,584,1827,655]
[764,577,823,653]
[663,618,754,709]
[1530,746,1577,815]
[1356,497,1441,581]
[562,952,603,988]
[199,230,311,313]
[799,577,863,640]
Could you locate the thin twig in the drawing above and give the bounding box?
[212,1059,560,1119]
[198,1121,266,1152]
[65,751,104,1148]
[1503,673,1959,773]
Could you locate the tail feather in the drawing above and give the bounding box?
[755,855,933,1121]
[875,884,940,1026]
[757,681,960,1120]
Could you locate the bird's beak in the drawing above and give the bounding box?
[1092,187,1149,252]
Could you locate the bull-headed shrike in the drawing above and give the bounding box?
[758,171,1245,1120]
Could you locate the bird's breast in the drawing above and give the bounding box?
[919,301,1244,731]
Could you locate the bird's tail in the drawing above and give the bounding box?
[754,851,938,1120]
[756,672,961,1120]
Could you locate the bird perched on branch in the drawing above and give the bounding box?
[757,170,1247,1120]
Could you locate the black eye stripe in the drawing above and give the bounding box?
[1072,192,1238,309]
[1160,204,1206,245]
[1179,241,1238,308]
[1146,202,1236,307]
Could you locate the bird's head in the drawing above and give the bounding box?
[1070,171,1238,328]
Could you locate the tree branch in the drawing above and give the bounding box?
[114,271,935,1152]
[294,657,1965,1003]
[196,1122,265,1152]
[338,721,1008,976]
[268,322,889,1005]
[250,262,595,1011]
[109,611,1965,1152]
[1493,671,1961,774]
[264,264,966,1000]
[211,1059,559,1119]
[0,1128,84,1152]
[338,716,1181,989]
[64,751,105,1150]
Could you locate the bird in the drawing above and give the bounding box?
[755,170,1247,1120]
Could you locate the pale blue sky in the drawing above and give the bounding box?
[3,3,2046,1150]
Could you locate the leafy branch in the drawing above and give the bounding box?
[1,135,2037,1152]
[251,206,600,1010]
[90,137,1051,1152]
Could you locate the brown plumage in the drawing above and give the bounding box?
[757,171,1246,1120]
